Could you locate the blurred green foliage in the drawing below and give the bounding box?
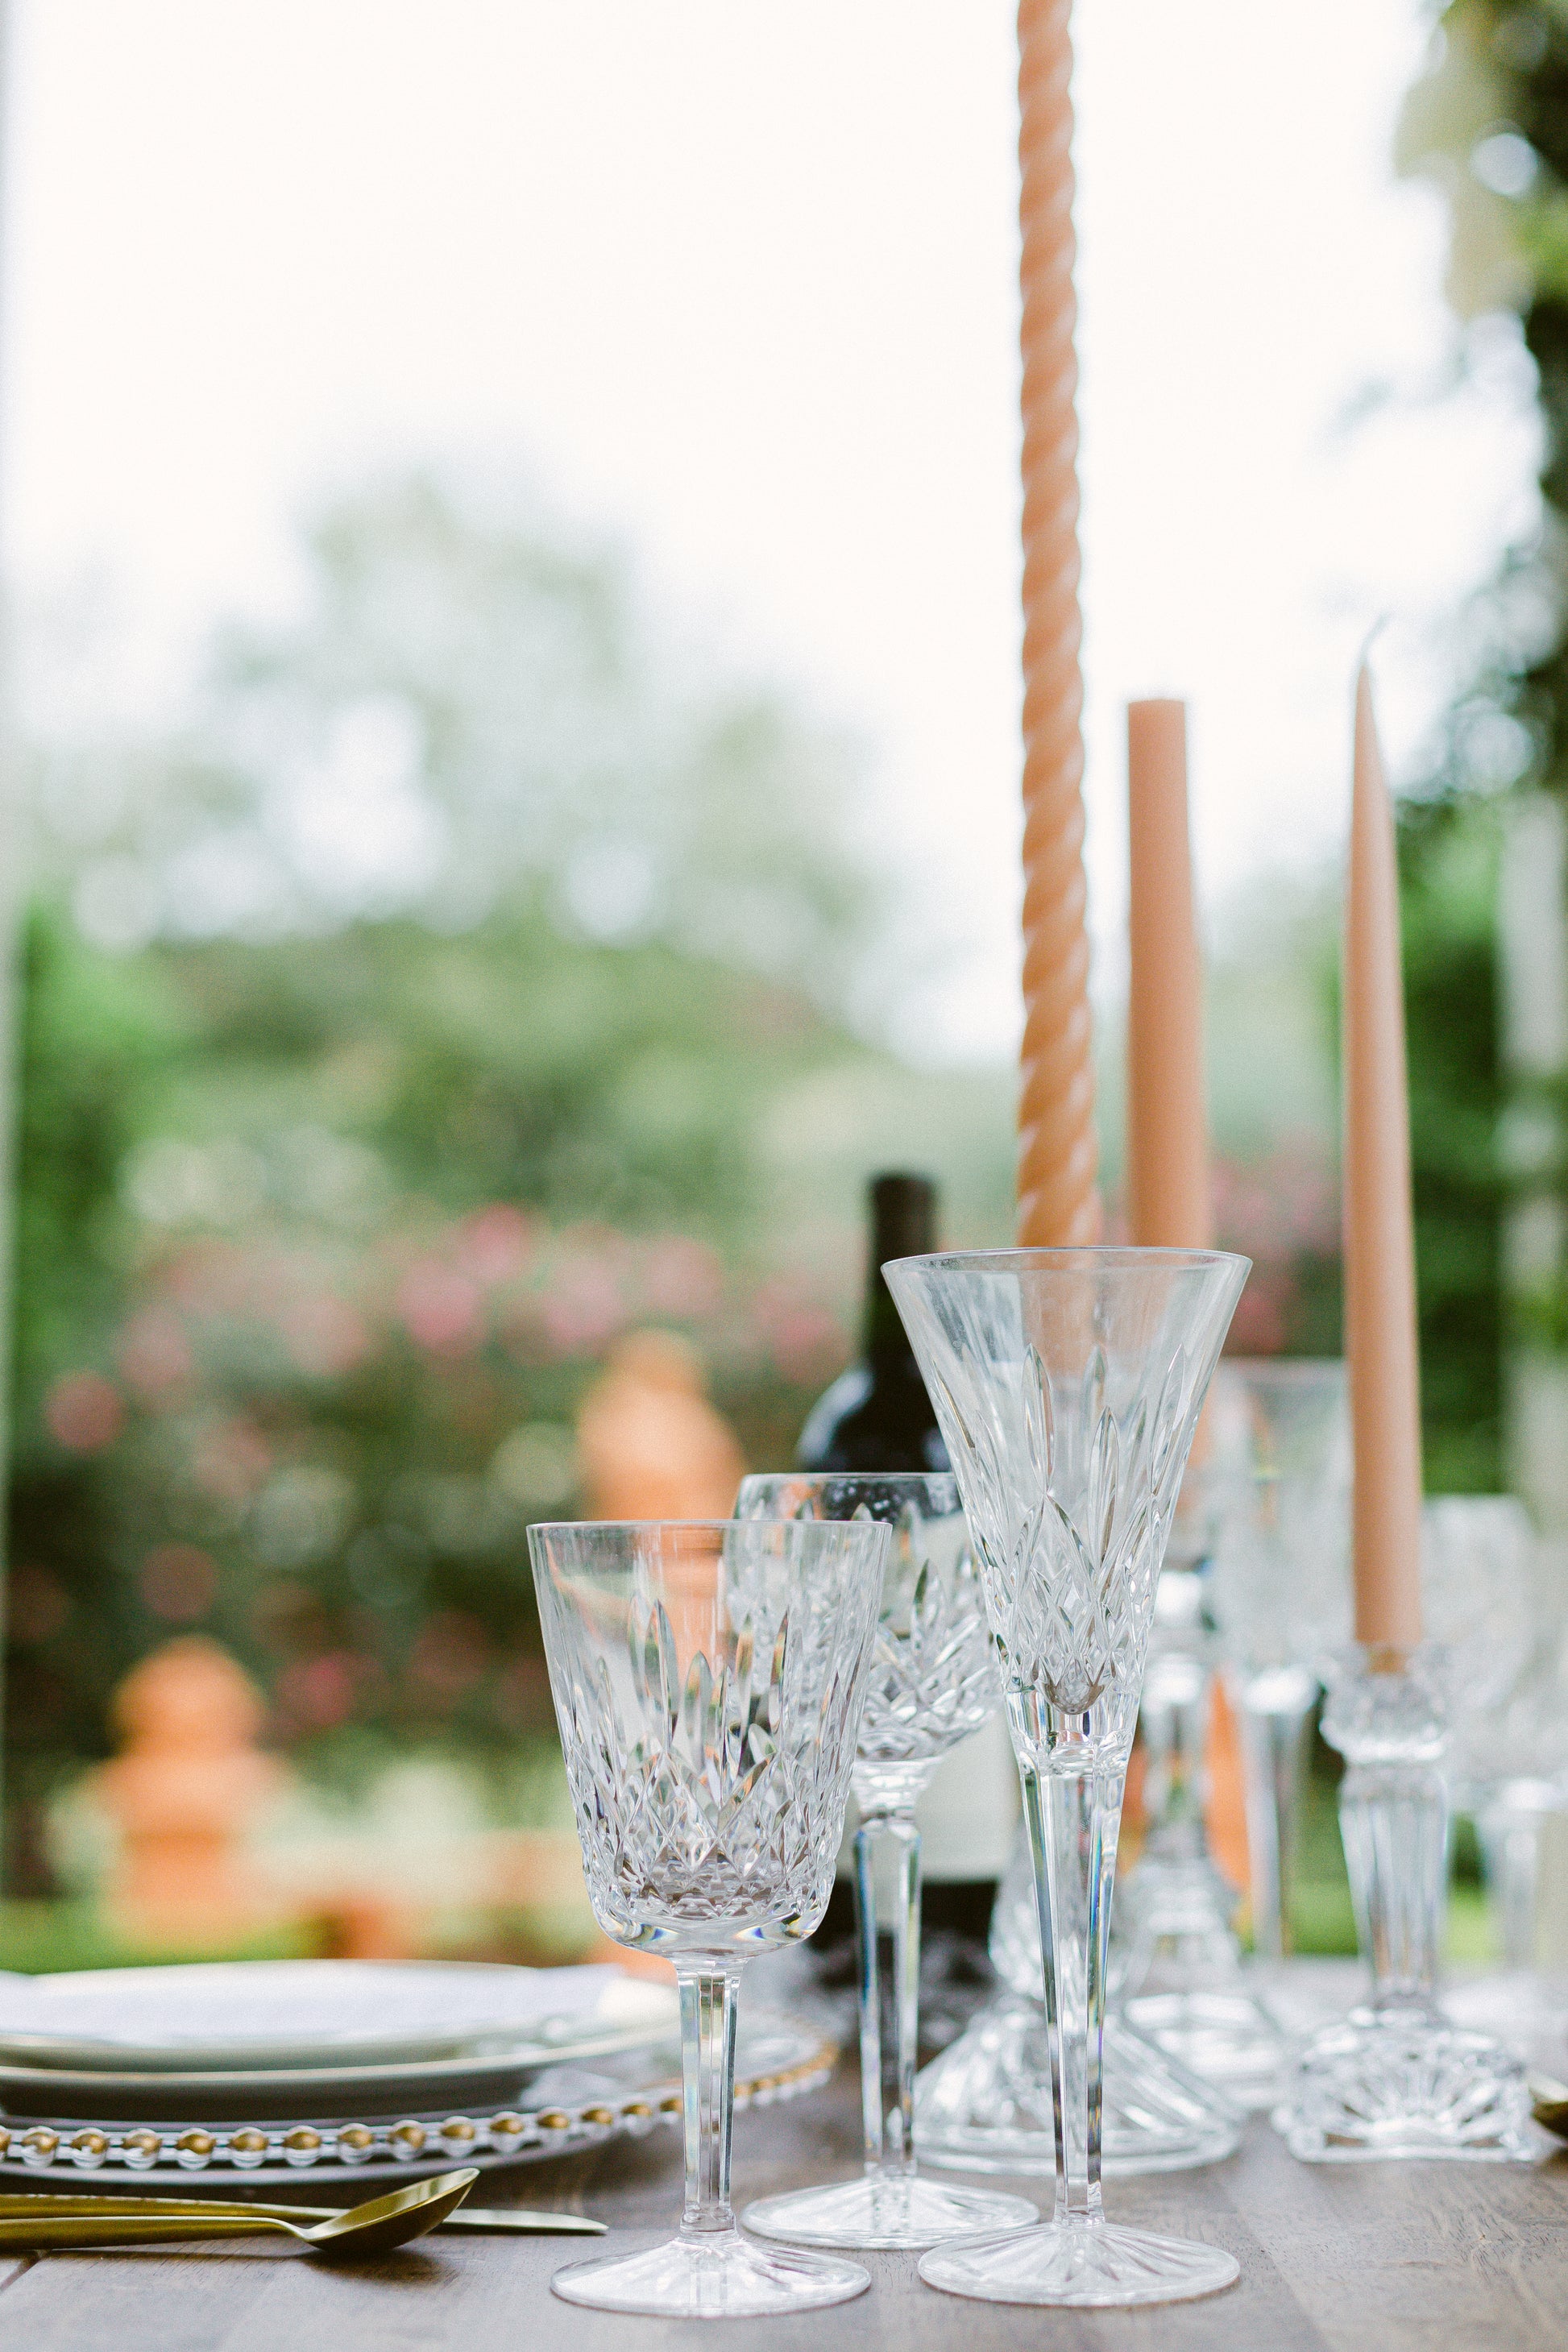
[1400,792,1507,1491]
[3,894,888,1886]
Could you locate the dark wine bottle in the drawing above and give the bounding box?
[797,1172,948,1474]
[796,1173,1008,2010]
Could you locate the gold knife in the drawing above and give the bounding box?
[0,2191,604,2236]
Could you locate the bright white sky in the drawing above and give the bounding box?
[1,0,1539,1060]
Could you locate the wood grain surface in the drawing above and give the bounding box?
[0,2063,1562,2351]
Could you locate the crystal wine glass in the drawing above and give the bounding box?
[886,1246,1250,2310]
[1425,1502,1564,2062]
[734,1473,1037,2250]
[529,1516,890,2317]
[1205,1359,1352,1963]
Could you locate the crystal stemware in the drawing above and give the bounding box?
[733,1473,1037,2251]
[886,1245,1250,2309]
[1448,1611,1568,2060]
[1429,1508,1568,2062]
[1111,1464,1284,2105]
[529,1516,889,2317]
[1205,1359,1352,1964]
[915,1822,1242,2178]
[919,1363,1344,2155]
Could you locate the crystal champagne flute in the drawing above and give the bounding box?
[886,1245,1250,2309]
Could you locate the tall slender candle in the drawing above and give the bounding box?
[1125,699,1243,1879]
[1343,668,1424,1650]
[1014,0,1098,1248]
[1125,700,1210,1251]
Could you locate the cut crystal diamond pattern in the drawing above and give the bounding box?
[534,1524,883,1958]
[737,1479,999,1769]
[885,1254,1248,1770]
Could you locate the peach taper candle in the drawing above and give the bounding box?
[1014,0,1098,1248]
[1125,700,1211,1251]
[1342,666,1424,1651]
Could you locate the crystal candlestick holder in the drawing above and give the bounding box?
[1273,1644,1534,2163]
[887,1246,1250,2309]
[914,1823,1242,2178]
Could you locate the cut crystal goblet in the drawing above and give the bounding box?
[529,1516,890,2317]
[886,1246,1250,2309]
[733,1473,1037,2251]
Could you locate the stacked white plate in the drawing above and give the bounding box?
[0,1960,833,2187]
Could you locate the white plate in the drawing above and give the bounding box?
[0,1960,674,2074]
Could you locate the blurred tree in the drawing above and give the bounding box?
[33,473,883,1023]
[1398,2,1568,1499]
[4,473,1012,1887]
[1400,791,1507,1491]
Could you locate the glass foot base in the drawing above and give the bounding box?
[918,2217,1240,2309]
[1274,2004,1537,2163]
[1444,1969,1568,2071]
[915,1993,1241,2176]
[550,2228,869,2317]
[744,2172,1036,2250]
[1125,1987,1287,2109]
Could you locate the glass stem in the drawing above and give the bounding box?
[1338,1752,1448,2012]
[1480,1806,1544,1973]
[853,1805,921,2180]
[1139,1650,1209,1863]
[1021,1756,1123,2229]
[676,1965,741,2238]
[1234,1669,1316,1961]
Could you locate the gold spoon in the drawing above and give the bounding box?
[0,2189,603,2237]
[1529,2073,1568,2138]
[0,2167,479,2257]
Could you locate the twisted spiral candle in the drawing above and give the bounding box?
[1014,0,1099,1248]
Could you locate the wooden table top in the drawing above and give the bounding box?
[0,2051,1564,2352]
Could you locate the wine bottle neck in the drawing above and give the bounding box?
[865,1271,914,1372]
[861,1176,935,1372]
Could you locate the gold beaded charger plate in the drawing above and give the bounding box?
[0,2016,835,2188]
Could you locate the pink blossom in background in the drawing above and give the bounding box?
[454,1204,537,1285]
[276,1650,365,1731]
[118,1307,194,1401]
[541,1259,625,1356]
[1224,1271,1292,1356]
[748,1277,847,1386]
[139,1544,218,1622]
[45,1371,125,1453]
[641,1236,726,1320]
[190,1417,274,1504]
[280,1293,372,1379]
[396,1261,485,1357]
[1212,1151,1338,1262]
[160,1239,250,1316]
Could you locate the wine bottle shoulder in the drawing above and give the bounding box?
[796,1363,948,1474]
